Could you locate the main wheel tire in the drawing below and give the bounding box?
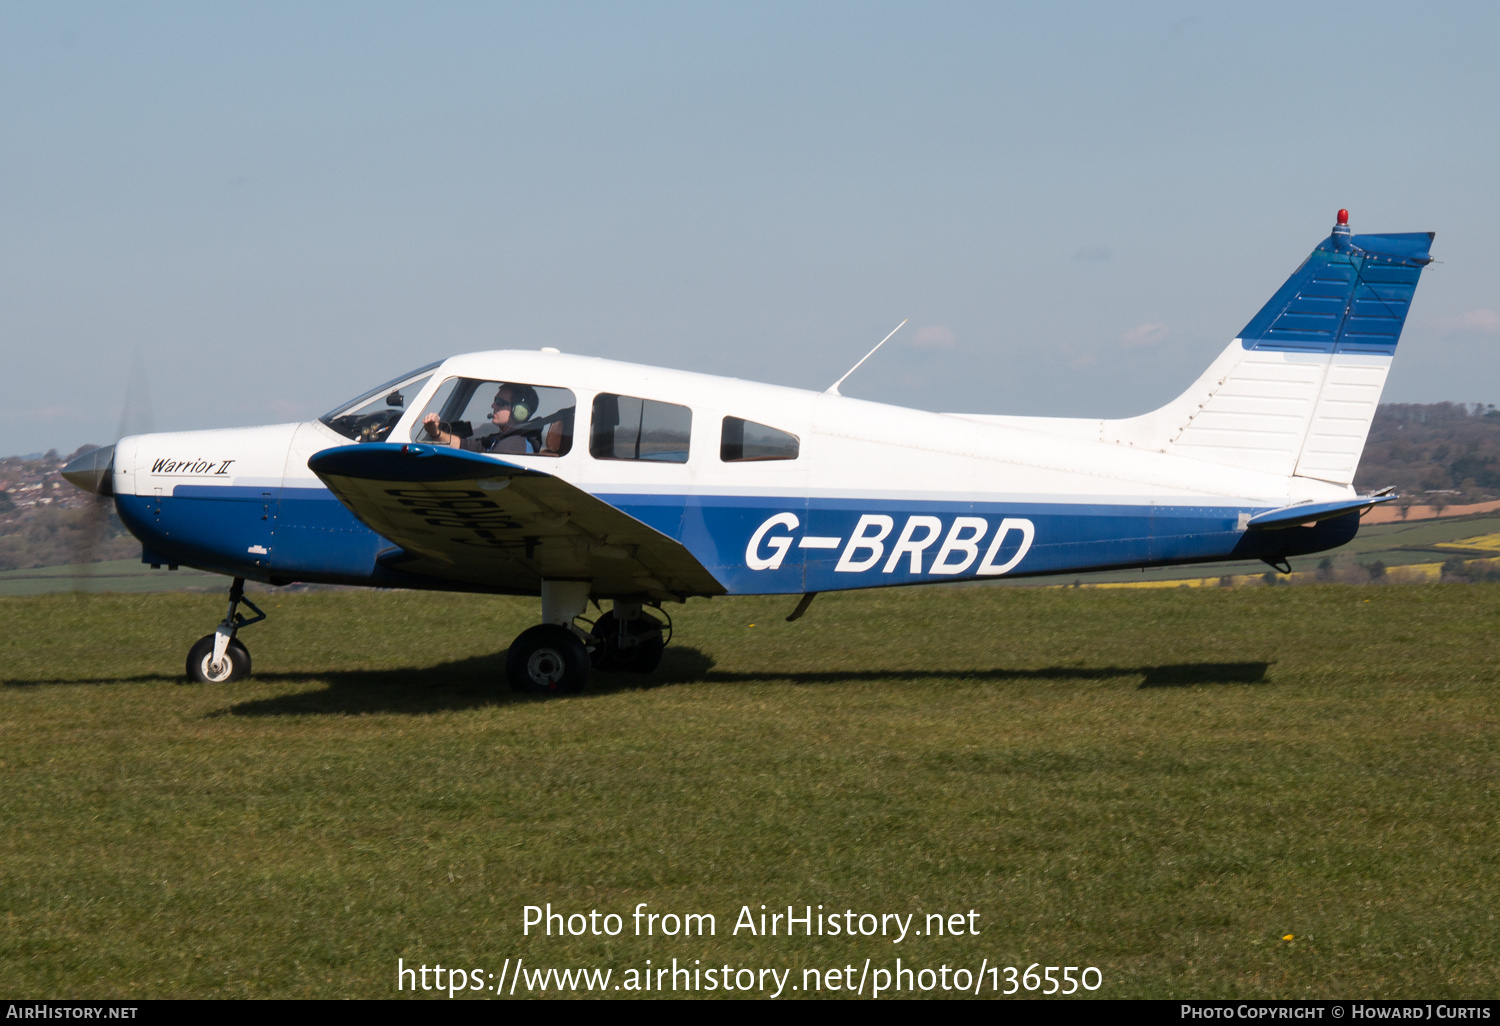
[506,624,590,695]
[589,611,665,674]
[589,611,625,671]
[623,632,665,673]
[186,634,252,683]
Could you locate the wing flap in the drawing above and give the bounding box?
[308,443,724,599]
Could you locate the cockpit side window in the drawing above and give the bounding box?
[721,417,799,462]
[590,394,692,463]
[410,378,575,457]
[319,363,440,443]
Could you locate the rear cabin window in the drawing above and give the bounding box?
[720,417,799,462]
[590,394,692,463]
[411,378,575,457]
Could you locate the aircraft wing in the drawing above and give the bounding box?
[307,443,725,600]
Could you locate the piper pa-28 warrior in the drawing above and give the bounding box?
[64,210,1433,694]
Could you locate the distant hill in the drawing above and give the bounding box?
[0,449,137,572]
[0,506,140,572]
[1355,403,1500,501]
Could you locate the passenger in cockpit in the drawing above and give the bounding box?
[423,383,538,454]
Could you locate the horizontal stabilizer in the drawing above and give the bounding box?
[308,443,725,599]
[1245,495,1397,530]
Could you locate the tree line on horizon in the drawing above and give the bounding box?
[1354,402,1500,502]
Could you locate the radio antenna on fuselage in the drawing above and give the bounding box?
[825,319,907,396]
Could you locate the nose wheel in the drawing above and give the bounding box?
[187,634,252,683]
[185,577,265,684]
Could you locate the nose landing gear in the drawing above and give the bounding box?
[186,577,266,683]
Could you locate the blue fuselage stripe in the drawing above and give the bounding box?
[116,486,1357,594]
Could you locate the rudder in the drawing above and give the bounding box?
[1102,213,1433,484]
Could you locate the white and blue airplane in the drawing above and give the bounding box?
[63,211,1433,694]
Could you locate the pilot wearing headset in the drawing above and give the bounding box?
[422,383,540,454]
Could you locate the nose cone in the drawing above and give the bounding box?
[62,444,115,495]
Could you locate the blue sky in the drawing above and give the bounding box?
[3,2,1497,456]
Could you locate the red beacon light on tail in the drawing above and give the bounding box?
[1337,208,1349,226]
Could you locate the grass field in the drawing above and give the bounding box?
[2,585,1497,999]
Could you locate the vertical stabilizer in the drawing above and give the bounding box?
[1100,212,1433,484]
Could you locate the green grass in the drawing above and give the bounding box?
[1,585,1496,999]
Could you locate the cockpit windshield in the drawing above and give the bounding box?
[319,362,441,443]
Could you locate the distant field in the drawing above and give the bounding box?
[1012,513,1500,587]
[1,585,1495,999]
[0,558,220,596]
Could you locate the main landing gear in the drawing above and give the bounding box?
[504,582,670,696]
[186,577,266,683]
[589,603,667,674]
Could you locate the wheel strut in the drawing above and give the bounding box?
[588,600,669,674]
[211,577,266,668]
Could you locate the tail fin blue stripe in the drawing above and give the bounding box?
[1238,228,1433,355]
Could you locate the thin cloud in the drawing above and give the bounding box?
[270,398,313,419]
[1072,246,1112,262]
[1054,343,1096,370]
[911,326,956,350]
[1440,308,1500,336]
[1120,323,1169,347]
[0,405,69,424]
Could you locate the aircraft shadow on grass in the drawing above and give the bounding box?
[2,652,1270,717]
[214,652,1272,716]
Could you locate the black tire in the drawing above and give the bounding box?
[506,624,590,695]
[623,632,665,673]
[590,611,665,673]
[589,611,624,671]
[186,634,252,683]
